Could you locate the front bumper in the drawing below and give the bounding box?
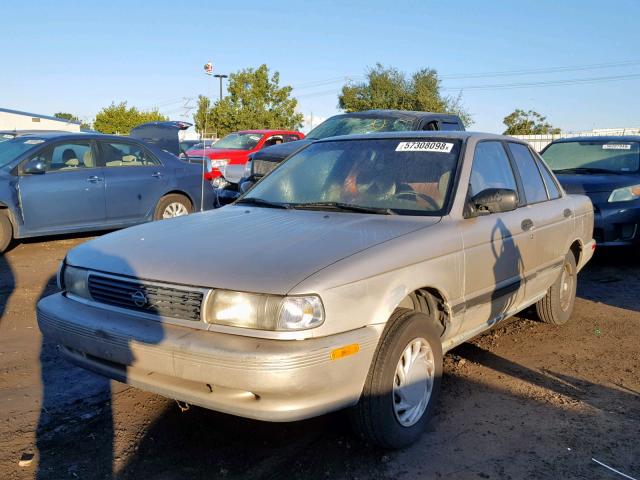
[37,293,381,422]
[593,200,640,246]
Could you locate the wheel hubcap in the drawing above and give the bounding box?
[162,202,189,219]
[559,262,574,312]
[393,337,435,427]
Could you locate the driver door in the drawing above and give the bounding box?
[18,140,106,233]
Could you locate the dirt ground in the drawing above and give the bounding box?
[0,234,638,480]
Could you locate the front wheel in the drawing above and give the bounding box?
[0,211,13,253]
[153,194,193,221]
[351,308,443,449]
[535,251,577,325]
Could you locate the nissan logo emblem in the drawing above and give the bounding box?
[131,290,148,308]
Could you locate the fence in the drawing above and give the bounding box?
[513,127,640,152]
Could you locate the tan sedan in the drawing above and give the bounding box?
[38,131,594,448]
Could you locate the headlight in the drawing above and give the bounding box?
[63,266,91,300]
[243,160,252,177]
[204,290,324,331]
[608,184,640,202]
[210,159,230,169]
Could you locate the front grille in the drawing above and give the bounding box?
[252,158,279,177]
[88,274,204,321]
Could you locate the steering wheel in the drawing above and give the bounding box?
[394,190,440,210]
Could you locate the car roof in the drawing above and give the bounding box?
[550,135,640,144]
[338,109,462,123]
[235,129,301,135]
[315,130,518,143]
[1,130,154,143]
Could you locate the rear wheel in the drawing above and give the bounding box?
[153,194,192,221]
[535,251,577,325]
[351,308,443,449]
[0,211,13,253]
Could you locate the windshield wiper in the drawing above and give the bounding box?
[554,167,624,175]
[289,202,396,215]
[235,197,291,209]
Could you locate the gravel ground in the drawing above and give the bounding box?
[0,235,638,480]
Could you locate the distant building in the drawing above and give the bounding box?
[0,107,82,132]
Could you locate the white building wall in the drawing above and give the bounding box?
[0,110,81,132]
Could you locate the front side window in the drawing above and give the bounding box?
[306,116,414,140]
[101,142,159,167]
[241,138,462,215]
[508,143,548,204]
[542,140,640,173]
[469,142,517,197]
[25,141,94,172]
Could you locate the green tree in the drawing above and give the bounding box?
[338,63,472,126]
[503,109,560,135]
[93,102,167,135]
[54,112,91,130]
[195,64,303,138]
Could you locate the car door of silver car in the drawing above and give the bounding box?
[506,142,574,300]
[459,141,534,333]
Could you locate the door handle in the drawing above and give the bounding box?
[87,176,103,183]
[563,208,573,218]
[151,171,164,178]
[521,219,534,231]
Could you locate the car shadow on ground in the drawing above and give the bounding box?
[0,251,14,328]
[576,248,640,313]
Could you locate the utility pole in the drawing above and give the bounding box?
[213,74,228,102]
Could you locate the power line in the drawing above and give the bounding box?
[442,72,640,91]
[439,59,640,80]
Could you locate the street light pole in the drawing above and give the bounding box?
[213,74,228,102]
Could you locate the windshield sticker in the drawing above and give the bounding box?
[24,139,45,145]
[249,135,261,141]
[602,144,631,150]
[396,141,454,153]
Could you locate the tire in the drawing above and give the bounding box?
[350,308,443,449]
[535,251,577,325]
[0,211,13,253]
[153,194,193,221]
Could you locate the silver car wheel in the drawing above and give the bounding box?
[162,202,189,219]
[393,337,435,427]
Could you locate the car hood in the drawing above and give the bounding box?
[66,206,440,294]
[188,148,248,159]
[252,139,312,161]
[555,172,640,194]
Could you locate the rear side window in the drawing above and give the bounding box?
[284,134,301,142]
[535,155,561,199]
[469,141,518,197]
[508,143,548,204]
[101,142,160,167]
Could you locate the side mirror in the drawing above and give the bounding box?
[22,159,46,175]
[239,180,255,193]
[467,188,518,217]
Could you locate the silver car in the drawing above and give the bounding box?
[37,131,595,448]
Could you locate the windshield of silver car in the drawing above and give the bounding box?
[0,137,45,169]
[543,141,640,173]
[240,138,461,215]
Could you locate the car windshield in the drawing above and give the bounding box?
[543,140,640,173]
[0,137,45,169]
[306,116,414,140]
[213,133,262,150]
[240,138,461,215]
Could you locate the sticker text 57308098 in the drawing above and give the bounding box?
[396,141,454,153]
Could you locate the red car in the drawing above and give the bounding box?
[188,130,304,185]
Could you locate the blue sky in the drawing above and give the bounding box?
[1,0,639,133]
